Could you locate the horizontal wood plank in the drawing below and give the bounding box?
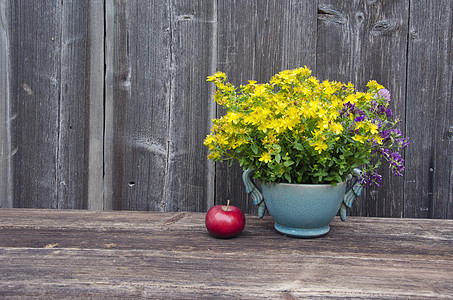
[0,209,452,298]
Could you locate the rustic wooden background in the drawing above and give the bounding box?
[0,1,452,218]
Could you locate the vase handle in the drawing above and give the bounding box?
[242,169,266,218]
[340,168,363,221]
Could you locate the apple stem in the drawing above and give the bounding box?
[226,199,230,211]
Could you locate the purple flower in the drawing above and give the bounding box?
[359,171,382,186]
[354,115,365,122]
[378,89,391,103]
[397,137,410,149]
[345,102,355,109]
[391,129,402,136]
[390,152,402,161]
[378,147,390,156]
[371,118,382,129]
[377,105,386,115]
[370,100,378,111]
[340,110,350,117]
[380,130,391,141]
[340,102,357,117]
[385,108,393,117]
[389,152,405,176]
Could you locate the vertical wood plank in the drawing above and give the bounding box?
[87,0,105,210]
[8,1,96,209]
[281,0,318,71]
[0,0,12,207]
[104,0,115,210]
[166,0,217,212]
[57,0,93,209]
[9,1,62,208]
[317,0,409,217]
[405,0,453,218]
[105,0,172,211]
[215,0,318,213]
[215,0,266,214]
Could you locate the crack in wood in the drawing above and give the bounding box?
[317,6,347,25]
[163,212,187,225]
[371,20,398,36]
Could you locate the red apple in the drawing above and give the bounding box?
[205,200,245,238]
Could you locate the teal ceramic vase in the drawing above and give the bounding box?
[242,169,363,238]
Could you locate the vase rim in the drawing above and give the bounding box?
[263,180,347,187]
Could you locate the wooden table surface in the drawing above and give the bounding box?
[1,209,452,299]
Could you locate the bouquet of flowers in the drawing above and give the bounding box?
[204,66,408,186]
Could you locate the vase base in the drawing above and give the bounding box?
[274,223,330,238]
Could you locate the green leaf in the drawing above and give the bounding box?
[283,160,294,167]
[251,143,258,154]
[275,154,281,163]
[294,143,304,151]
[284,172,292,183]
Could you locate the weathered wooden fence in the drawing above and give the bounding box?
[0,0,452,218]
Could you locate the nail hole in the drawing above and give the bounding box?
[129,181,135,187]
[356,12,364,22]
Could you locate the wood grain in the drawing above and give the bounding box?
[0,0,11,208]
[104,0,216,212]
[9,2,62,208]
[6,1,96,209]
[404,0,453,219]
[87,0,105,210]
[56,0,92,209]
[0,209,452,298]
[165,0,217,212]
[105,0,171,211]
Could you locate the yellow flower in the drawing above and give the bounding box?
[308,76,319,86]
[226,112,242,124]
[207,150,221,160]
[207,71,226,82]
[253,84,268,97]
[345,82,355,92]
[322,80,335,95]
[230,138,246,149]
[355,121,365,130]
[309,139,328,154]
[368,123,379,134]
[329,122,343,134]
[259,152,272,163]
[267,118,286,133]
[367,80,384,90]
[203,135,215,146]
[352,135,366,143]
[286,105,298,116]
[374,135,383,145]
[283,116,298,130]
[345,94,357,104]
[317,120,329,131]
[216,134,229,146]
